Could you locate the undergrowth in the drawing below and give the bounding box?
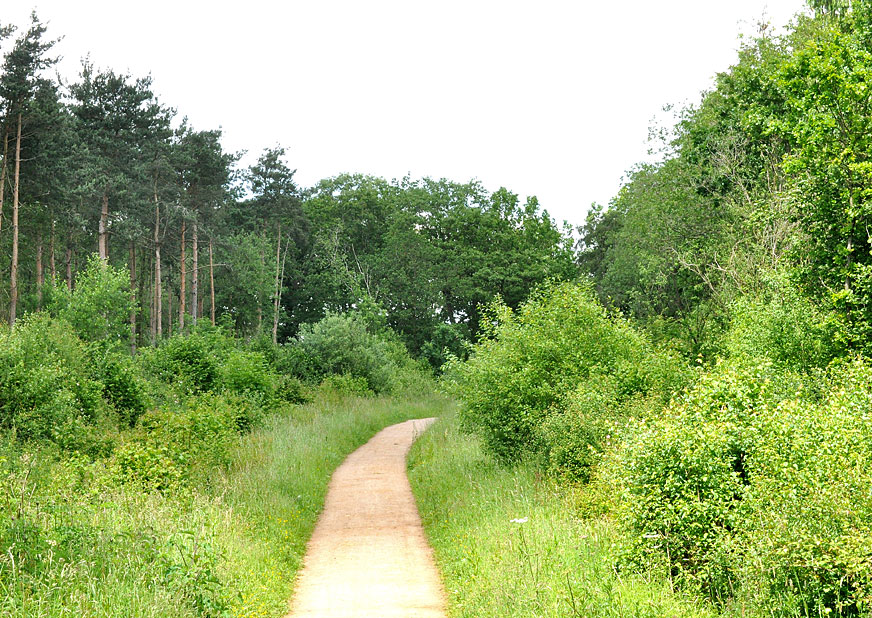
[0,388,452,617]
[408,411,714,618]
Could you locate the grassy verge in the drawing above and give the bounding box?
[0,388,454,618]
[408,411,715,618]
[217,388,454,617]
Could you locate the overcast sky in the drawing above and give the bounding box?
[6,1,809,226]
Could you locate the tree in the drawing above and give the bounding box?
[70,62,171,263]
[173,124,235,328]
[245,146,305,342]
[0,12,57,325]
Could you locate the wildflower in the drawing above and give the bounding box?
[510,517,528,524]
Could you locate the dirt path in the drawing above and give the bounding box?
[285,417,447,618]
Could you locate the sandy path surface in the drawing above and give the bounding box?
[285,417,447,618]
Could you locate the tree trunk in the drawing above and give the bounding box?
[179,220,186,330]
[272,223,285,345]
[49,220,56,284]
[209,238,216,326]
[168,289,173,337]
[154,189,162,341]
[65,232,73,292]
[257,249,264,331]
[9,113,22,327]
[0,126,8,237]
[36,233,44,309]
[99,190,109,261]
[129,240,137,354]
[191,220,199,324]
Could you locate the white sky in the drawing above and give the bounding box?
[6,1,809,227]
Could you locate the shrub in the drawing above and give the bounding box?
[92,352,150,427]
[218,349,275,403]
[445,281,687,463]
[726,271,842,372]
[298,312,413,393]
[48,255,135,349]
[0,314,103,441]
[140,332,220,394]
[276,374,311,404]
[619,358,872,611]
[534,378,622,482]
[318,373,373,397]
[114,393,239,490]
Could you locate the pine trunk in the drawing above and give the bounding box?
[0,126,8,237]
[272,223,282,345]
[179,220,186,330]
[65,233,73,292]
[9,113,22,327]
[209,238,216,326]
[36,233,44,309]
[49,221,56,283]
[99,190,109,261]
[154,191,162,340]
[191,220,199,324]
[129,240,137,354]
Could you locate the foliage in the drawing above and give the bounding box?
[445,280,687,464]
[298,311,418,394]
[92,351,150,427]
[0,313,102,441]
[114,393,239,490]
[218,348,276,405]
[725,270,844,371]
[140,331,221,394]
[48,255,136,349]
[619,358,872,613]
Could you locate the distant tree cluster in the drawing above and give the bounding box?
[0,12,577,360]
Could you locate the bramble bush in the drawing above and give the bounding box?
[619,357,872,613]
[140,331,221,394]
[93,352,150,427]
[299,311,423,394]
[0,314,103,441]
[48,255,135,349]
[114,393,241,490]
[218,349,276,405]
[445,280,688,466]
[726,271,843,372]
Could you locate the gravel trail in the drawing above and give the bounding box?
[285,417,447,618]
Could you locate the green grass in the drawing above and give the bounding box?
[216,388,454,618]
[408,411,716,618]
[0,388,454,618]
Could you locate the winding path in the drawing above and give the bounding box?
[285,417,447,618]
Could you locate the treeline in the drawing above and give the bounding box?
[579,0,872,358]
[0,12,576,360]
[447,2,872,616]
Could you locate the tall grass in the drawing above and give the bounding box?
[408,411,714,618]
[216,388,454,618]
[0,388,453,618]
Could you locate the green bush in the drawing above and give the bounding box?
[534,378,623,482]
[726,271,842,372]
[298,312,415,393]
[445,281,687,463]
[318,373,373,397]
[619,358,872,612]
[140,332,220,394]
[114,393,239,490]
[48,255,135,349]
[218,349,276,403]
[0,314,103,441]
[275,374,311,404]
[93,352,150,427]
